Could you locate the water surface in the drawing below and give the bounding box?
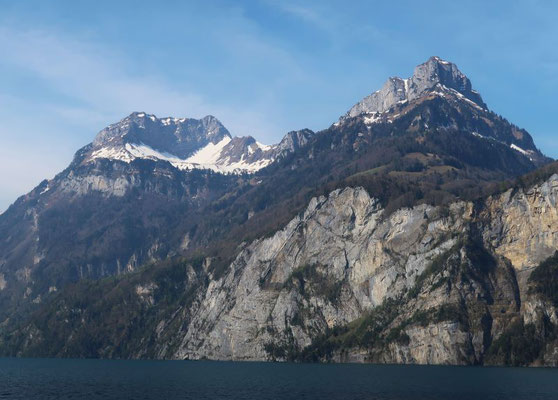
[1,358,557,399]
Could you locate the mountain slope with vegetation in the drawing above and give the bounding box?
[3,162,558,365]
[0,57,555,365]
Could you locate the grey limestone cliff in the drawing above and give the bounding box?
[165,174,558,364]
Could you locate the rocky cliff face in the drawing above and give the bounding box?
[483,176,558,272]
[3,170,557,366]
[174,187,464,360]
[168,173,558,364]
[11,170,557,364]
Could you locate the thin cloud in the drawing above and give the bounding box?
[277,3,328,27]
[0,26,290,138]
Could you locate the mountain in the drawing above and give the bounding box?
[5,162,558,364]
[341,56,487,119]
[338,56,544,165]
[84,112,314,173]
[0,114,313,324]
[179,56,550,262]
[0,56,555,365]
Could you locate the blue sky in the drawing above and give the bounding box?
[1,0,557,212]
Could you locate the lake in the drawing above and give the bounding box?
[1,358,557,399]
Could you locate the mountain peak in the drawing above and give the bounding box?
[411,56,483,105]
[427,55,451,64]
[81,111,316,174]
[92,113,231,155]
[342,56,486,120]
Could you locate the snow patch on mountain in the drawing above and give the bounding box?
[185,137,232,167]
[510,143,535,161]
[510,143,529,156]
[84,112,292,174]
[90,138,274,173]
[85,113,316,174]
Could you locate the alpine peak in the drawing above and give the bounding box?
[81,112,315,174]
[341,56,487,120]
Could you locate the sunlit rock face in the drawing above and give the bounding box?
[169,173,558,365]
[343,56,486,120]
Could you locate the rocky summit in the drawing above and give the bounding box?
[84,112,314,174]
[342,56,486,119]
[0,57,557,366]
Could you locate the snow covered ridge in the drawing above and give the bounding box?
[85,112,313,174]
[90,137,274,173]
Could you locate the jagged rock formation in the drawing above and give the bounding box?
[338,57,545,165]
[273,129,315,158]
[92,113,230,159]
[86,112,314,173]
[342,56,486,119]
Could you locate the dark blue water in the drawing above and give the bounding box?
[1,358,558,400]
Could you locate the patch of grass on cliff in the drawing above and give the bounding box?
[528,252,558,307]
[408,303,466,327]
[285,298,401,362]
[407,244,459,299]
[285,300,468,362]
[283,263,344,304]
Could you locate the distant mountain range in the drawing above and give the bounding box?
[1,57,557,366]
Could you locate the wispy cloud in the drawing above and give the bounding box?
[275,3,329,28]
[0,26,289,137]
